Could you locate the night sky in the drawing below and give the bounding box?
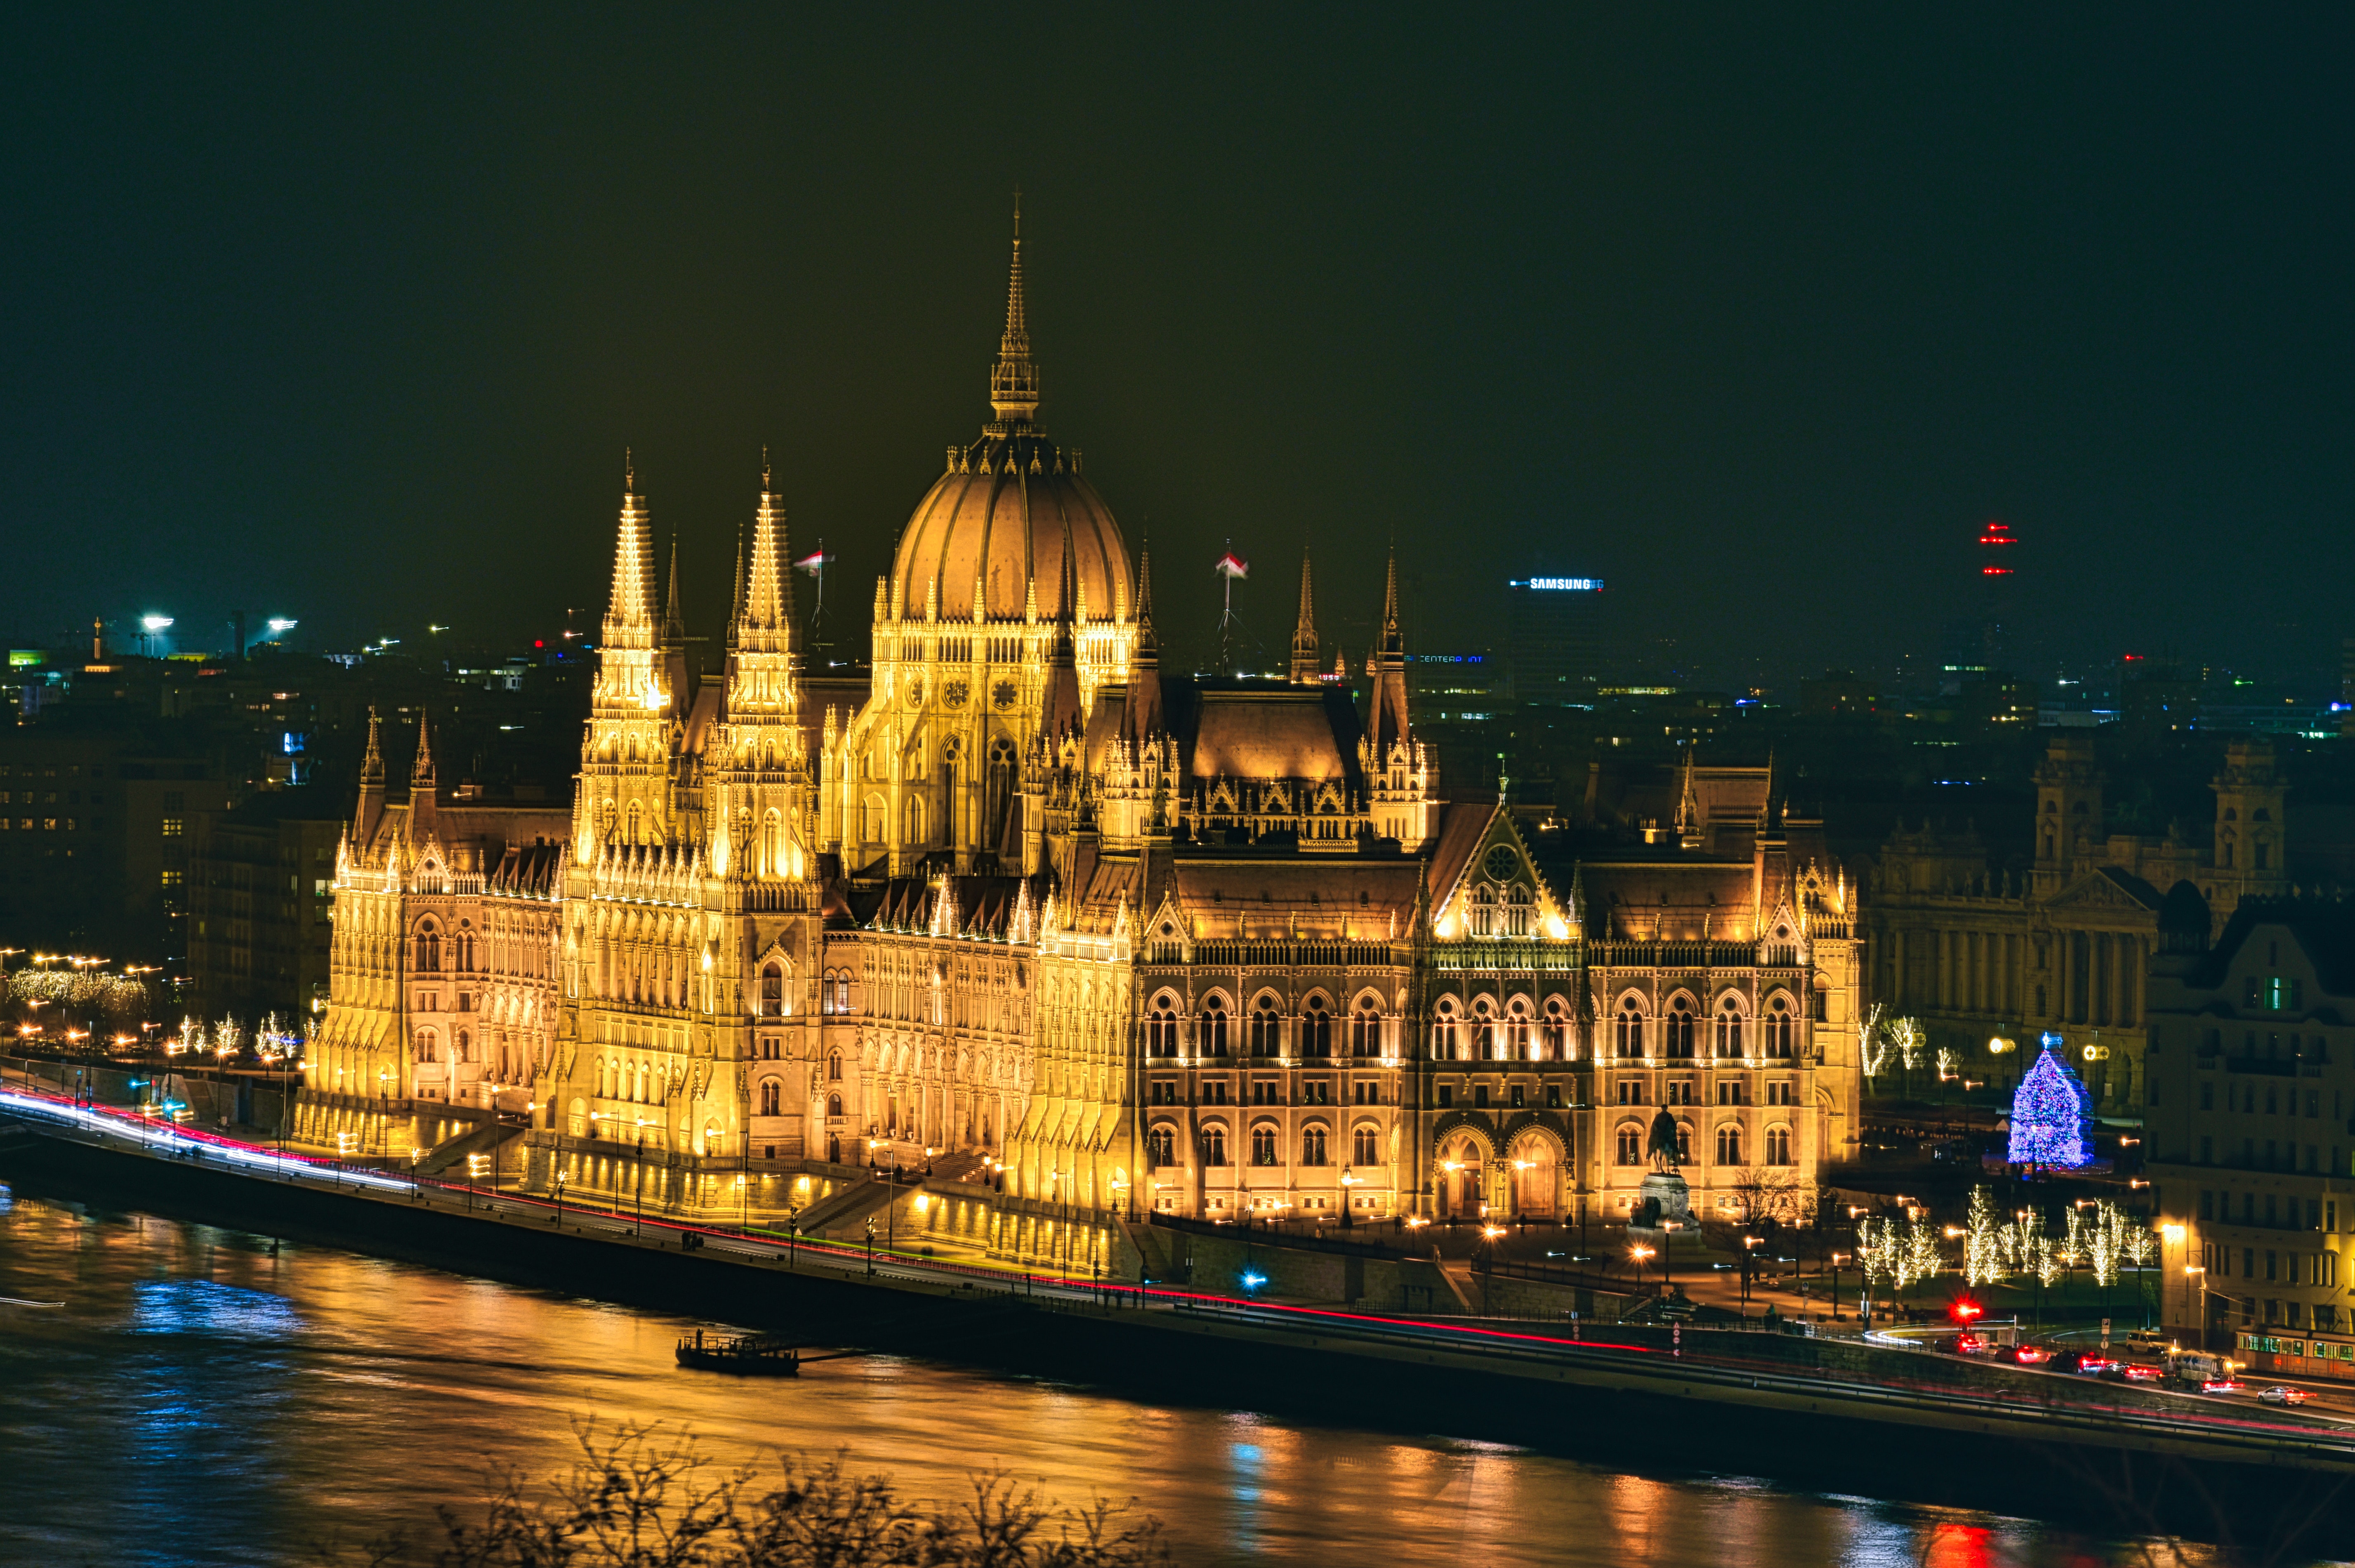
[7,9,2350,688]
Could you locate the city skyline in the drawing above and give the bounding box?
[7,10,2352,689]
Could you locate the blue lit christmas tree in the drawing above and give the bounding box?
[2008,1033,2092,1168]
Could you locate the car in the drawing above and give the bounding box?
[2201,1378,2246,1394]
[1954,1333,1987,1355]
[2120,1363,2164,1382]
[1996,1344,2050,1366]
[2074,1354,2118,1375]
[2259,1386,2311,1406]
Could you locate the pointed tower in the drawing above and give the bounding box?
[1041,516,1084,741]
[662,534,691,709]
[1289,545,1320,684]
[409,709,440,845]
[354,705,387,847]
[576,454,679,862]
[988,197,1041,428]
[1363,545,1410,760]
[1123,544,1164,749]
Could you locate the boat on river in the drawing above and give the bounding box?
[675,1329,799,1375]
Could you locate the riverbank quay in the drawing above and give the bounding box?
[4,1085,2353,1554]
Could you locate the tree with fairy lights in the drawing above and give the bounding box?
[2007,1034,2091,1169]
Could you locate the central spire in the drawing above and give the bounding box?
[988,196,1042,426]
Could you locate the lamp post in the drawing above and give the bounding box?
[1829,1251,1849,1321]
[1340,1167,1357,1228]
[554,1167,566,1228]
[635,1118,651,1235]
[1742,1234,1763,1311]
[1629,1241,1655,1296]
[2161,1223,2187,1332]
[2184,1263,2207,1346]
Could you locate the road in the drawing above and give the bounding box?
[6,1080,2354,1473]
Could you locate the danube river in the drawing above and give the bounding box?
[0,1181,2215,1568]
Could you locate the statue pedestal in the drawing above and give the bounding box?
[1629,1171,1693,1236]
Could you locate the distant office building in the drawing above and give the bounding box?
[2146,894,2355,1372]
[188,792,347,1026]
[1506,577,1604,703]
[1405,652,1504,720]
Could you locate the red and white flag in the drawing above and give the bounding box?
[1215,551,1249,579]
[794,550,830,578]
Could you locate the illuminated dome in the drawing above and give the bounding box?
[890,217,1133,623]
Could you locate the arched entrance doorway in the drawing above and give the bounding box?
[1508,1130,1561,1220]
[1437,1133,1487,1219]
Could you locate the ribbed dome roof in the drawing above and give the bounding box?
[894,433,1130,622]
[889,207,1133,624]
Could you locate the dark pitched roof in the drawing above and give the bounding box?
[2188,897,2355,995]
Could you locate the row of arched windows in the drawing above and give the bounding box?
[1430,996,1572,1061]
[1613,992,1797,1060]
[1612,1122,1795,1166]
[412,919,480,975]
[1144,1122,1383,1169]
[1145,993,1390,1059]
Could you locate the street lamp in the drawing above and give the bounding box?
[1829,1251,1851,1320]
[1629,1242,1656,1296]
[635,1117,651,1234]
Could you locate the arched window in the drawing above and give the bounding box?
[1250,1000,1282,1057]
[455,925,476,972]
[1764,994,1794,1059]
[1675,1122,1693,1166]
[759,1080,781,1116]
[1616,1000,1644,1058]
[1251,1123,1280,1166]
[1147,999,1181,1057]
[1506,883,1533,937]
[626,801,644,844]
[862,794,886,843]
[760,963,784,1018]
[1351,999,1382,1057]
[827,1052,842,1081]
[1715,996,1744,1059]
[1615,1125,1642,1165]
[1302,998,1333,1057]
[1352,1125,1379,1166]
[1201,1125,1229,1167]
[902,793,926,846]
[415,923,441,973]
[1301,1126,1329,1166]
[1146,1125,1176,1168]
[1201,999,1230,1057]
[1665,998,1696,1059]
[1766,1126,1794,1166]
[1505,998,1531,1060]
[413,1028,436,1062]
[1471,885,1497,937]
[1433,999,1459,1061]
[826,1092,843,1118]
[1472,998,1495,1060]
[454,1030,469,1062]
[1542,998,1568,1060]
[1716,1124,1742,1166]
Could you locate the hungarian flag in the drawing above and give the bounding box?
[1215,551,1249,579]
[794,550,830,577]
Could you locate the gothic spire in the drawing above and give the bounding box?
[742,458,792,646]
[359,705,384,787]
[412,708,437,792]
[987,197,1041,426]
[1289,544,1320,683]
[663,535,684,645]
[604,451,657,645]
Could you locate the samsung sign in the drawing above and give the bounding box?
[1512,577,1603,592]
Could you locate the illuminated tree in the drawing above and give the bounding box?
[1858,1004,1892,1078]
[2007,1038,2091,1168]
[1963,1187,2004,1286]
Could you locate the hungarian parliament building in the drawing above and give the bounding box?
[307,224,1868,1269]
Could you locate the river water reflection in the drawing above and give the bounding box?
[0,1183,2215,1567]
